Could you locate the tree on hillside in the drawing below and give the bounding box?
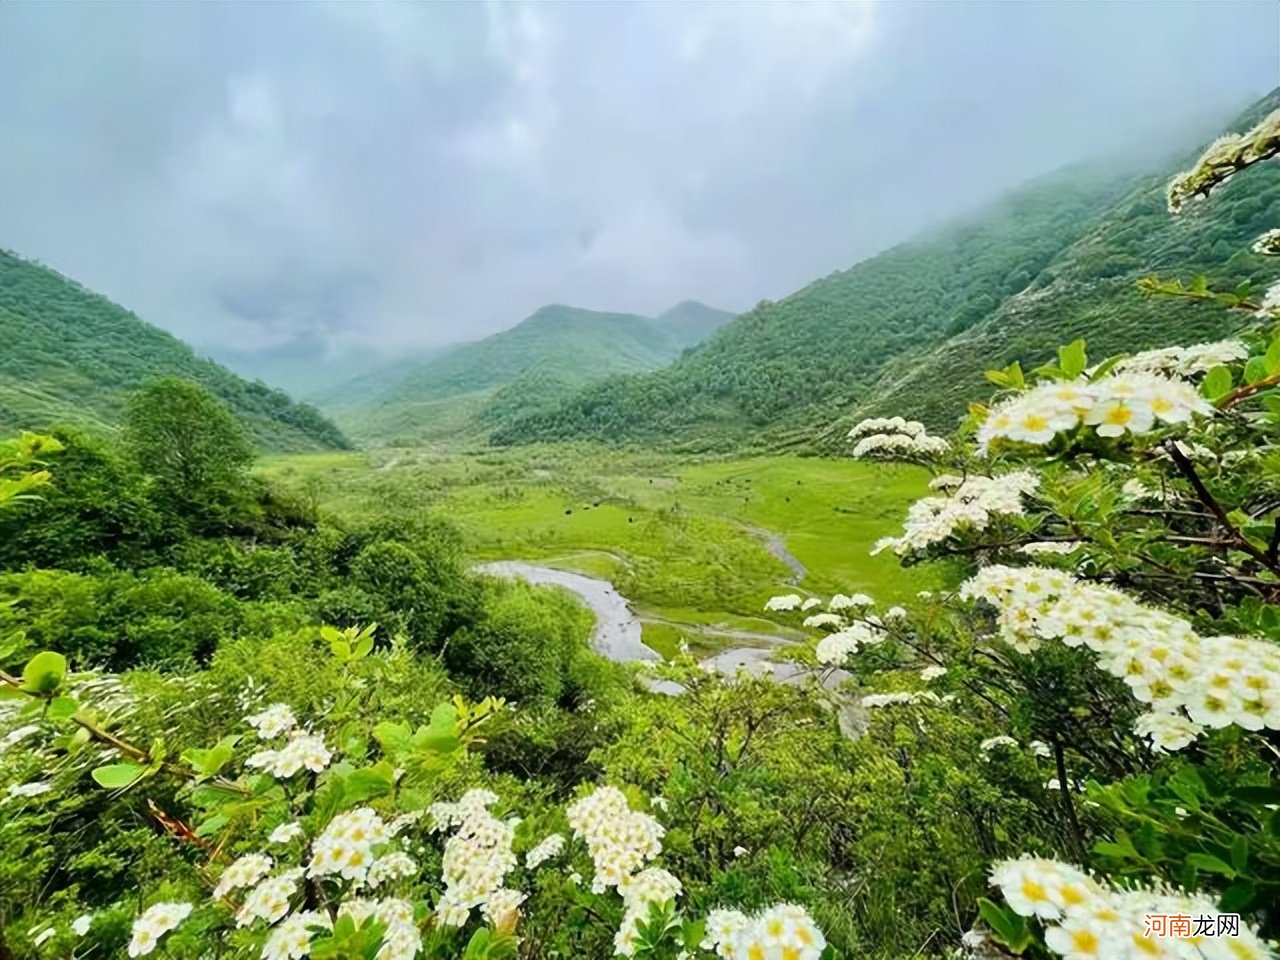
[124,378,255,532]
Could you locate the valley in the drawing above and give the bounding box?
[259,444,946,661]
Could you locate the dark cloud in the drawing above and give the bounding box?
[1,1,1276,361]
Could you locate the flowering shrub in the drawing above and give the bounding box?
[792,117,1280,959]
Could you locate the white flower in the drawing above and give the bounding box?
[732,845,748,858]
[213,853,273,899]
[567,786,664,893]
[764,594,803,612]
[883,606,908,620]
[876,471,1040,557]
[1029,740,1052,758]
[432,791,519,926]
[800,597,823,611]
[236,870,303,927]
[828,593,874,610]
[1133,712,1204,752]
[32,927,56,947]
[980,735,1018,753]
[71,915,93,937]
[723,904,826,960]
[268,822,304,845]
[803,612,844,629]
[308,808,393,886]
[1020,541,1080,557]
[366,852,417,888]
[245,704,297,740]
[128,902,192,957]
[920,665,948,682]
[525,833,566,869]
[245,732,332,779]
[261,911,329,960]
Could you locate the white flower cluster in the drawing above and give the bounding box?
[128,902,192,958]
[803,612,845,629]
[269,822,304,845]
[1168,107,1280,212]
[961,565,1280,748]
[307,807,400,885]
[801,597,822,610]
[980,735,1018,753]
[815,622,884,665]
[764,594,803,611]
[920,665,948,682]
[849,417,950,460]
[246,703,297,739]
[1259,282,1280,319]
[872,472,1039,557]
[338,898,421,960]
[978,373,1212,451]
[428,789,519,927]
[236,869,303,926]
[614,868,683,956]
[245,733,332,780]
[1116,340,1249,377]
[829,593,874,611]
[213,853,273,899]
[991,856,1274,960]
[1253,228,1280,256]
[700,904,827,960]
[566,786,665,893]
[262,910,328,960]
[525,833,566,869]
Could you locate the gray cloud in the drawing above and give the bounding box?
[1,1,1276,363]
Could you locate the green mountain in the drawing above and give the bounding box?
[0,251,349,451]
[338,301,733,444]
[493,91,1280,451]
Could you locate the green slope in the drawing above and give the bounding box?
[493,91,1280,451]
[340,301,732,444]
[0,251,349,451]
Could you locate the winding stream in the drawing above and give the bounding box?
[474,560,842,693]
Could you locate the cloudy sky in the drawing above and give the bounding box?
[1,1,1277,366]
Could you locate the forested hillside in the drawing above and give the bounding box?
[340,302,733,444]
[0,252,349,451]
[494,90,1280,450]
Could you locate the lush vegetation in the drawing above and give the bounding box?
[258,445,944,656]
[3,99,1280,960]
[0,251,349,451]
[493,92,1280,452]
[333,303,732,446]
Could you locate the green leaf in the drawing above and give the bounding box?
[1265,338,1280,375]
[373,721,411,757]
[343,765,394,804]
[195,813,229,838]
[47,696,79,719]
[1058,339,1087,379]
[976,898,1031,953]
[91,763,145,790]
[1088,353,1129,381]
[1245,356,1268,384]
[415,702,461,755]
[21,650,67,694]
[1185,852,1235,878]
[1232,785,1280,806]
[1229,835,1249,873]
[1202,365,1233,401]
[1219,879,1257,913]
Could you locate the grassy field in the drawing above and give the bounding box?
[258,444,945,652]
